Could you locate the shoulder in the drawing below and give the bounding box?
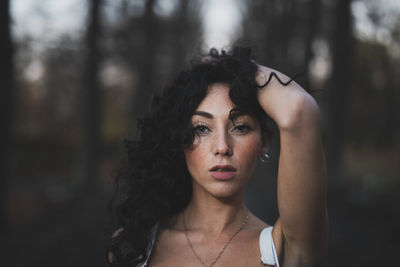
[244,212,272,248]
[247,212,270,230]
[245,212,271,250]
[247,212,283,266]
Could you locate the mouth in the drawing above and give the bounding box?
[209,165,237,172]
[209,165,237,180]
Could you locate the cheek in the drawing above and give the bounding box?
[184,145,206,173]
[184,150,196,170]
[235,137,262,168]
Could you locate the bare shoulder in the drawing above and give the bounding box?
[244,212,271,249]
[247,211,270,231]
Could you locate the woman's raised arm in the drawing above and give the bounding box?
[256,64,329,266]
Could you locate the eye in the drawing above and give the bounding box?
[232,123,252,134]
[193,124,210,135]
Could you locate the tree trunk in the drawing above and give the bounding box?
[264,0,297,71]
[378,60,396,146]
[131,0,158,119]
[0,0,13,230]
[303,0,322,81]
[328,0,353,181]
[172,0,189,72]
[264,0,279,65]
[83,0,102,192]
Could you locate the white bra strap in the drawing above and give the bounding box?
[259,226,280,267]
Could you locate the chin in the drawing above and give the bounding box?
[207,183,244,199]
[191,176,248,200]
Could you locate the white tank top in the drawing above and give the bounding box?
[139,224,280,267]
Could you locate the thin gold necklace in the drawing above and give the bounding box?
[182,209,249,267]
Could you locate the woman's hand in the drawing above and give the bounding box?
[255,63,320,132]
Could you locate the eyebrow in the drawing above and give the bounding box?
[193,109,248,120]
[193,110,213,119]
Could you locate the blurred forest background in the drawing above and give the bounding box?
[1,0,399,266]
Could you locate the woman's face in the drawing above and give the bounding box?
[184,83,267,199]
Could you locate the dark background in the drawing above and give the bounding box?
[1,0,399,266]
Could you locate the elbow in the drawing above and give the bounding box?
[278,92,321,132]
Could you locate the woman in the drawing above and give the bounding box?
[107,47,328,266]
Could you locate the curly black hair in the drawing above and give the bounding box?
[106,46,288,266]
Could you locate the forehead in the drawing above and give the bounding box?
[194,83,234,115]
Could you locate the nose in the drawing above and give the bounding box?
[212,130,233,156]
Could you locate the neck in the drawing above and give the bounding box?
[180,186,247,237]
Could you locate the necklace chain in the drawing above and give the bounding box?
[182,209,249,267]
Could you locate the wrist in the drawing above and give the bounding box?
[276,93,321,131]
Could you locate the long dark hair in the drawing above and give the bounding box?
[107,46,280,266]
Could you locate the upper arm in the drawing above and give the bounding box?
[273,95,328,265]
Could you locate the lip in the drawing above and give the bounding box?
[209,165,237,180]
[209,165,237,172]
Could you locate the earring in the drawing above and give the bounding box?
[259,152,270,163]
